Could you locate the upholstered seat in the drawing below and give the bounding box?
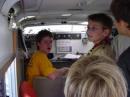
[33,77,66,97]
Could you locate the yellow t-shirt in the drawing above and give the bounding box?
[26,51,56,84]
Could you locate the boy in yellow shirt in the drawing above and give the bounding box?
[26,30,68,84]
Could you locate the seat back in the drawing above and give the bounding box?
[33,77,66,97]
[20,81,37,97]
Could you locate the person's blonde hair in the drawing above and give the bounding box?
[64,55,127,97]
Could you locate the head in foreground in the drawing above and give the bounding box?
[64,55,127,97]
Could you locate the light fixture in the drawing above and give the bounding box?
[61,14,72,17]
[18,16,35,22]
[79,22,88,25]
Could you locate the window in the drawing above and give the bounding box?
[5,58,18,97]
[23,24,87,34]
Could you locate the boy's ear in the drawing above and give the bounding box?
[103,29,110,37]
[120,20,128,27]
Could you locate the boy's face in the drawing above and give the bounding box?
[87,20,109,44]
[38,36,53,54]
[114,20,130,37]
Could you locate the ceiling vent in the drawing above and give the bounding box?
[67,8,84,11]
[61,21,67,24]
[56,17,67,20]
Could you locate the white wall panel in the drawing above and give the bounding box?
[0,13,13,69]
[1,0,19,16]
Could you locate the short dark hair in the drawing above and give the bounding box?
[111,0,130,28]
[88,13,113,30]
[36,29,53,43]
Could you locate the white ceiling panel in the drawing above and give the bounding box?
[18,0,113,26]
[40,0,84,11]
[23,0,42,11]
[22,0,112,12]
[0,0,6,10]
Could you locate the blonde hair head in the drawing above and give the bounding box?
[64,56,127,97]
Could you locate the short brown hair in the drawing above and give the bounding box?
[88,13,113,30]
[111,0,130,28]
[36,29,53,43]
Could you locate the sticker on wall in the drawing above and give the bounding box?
[56,40,72,53]
[57,46,72,53]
